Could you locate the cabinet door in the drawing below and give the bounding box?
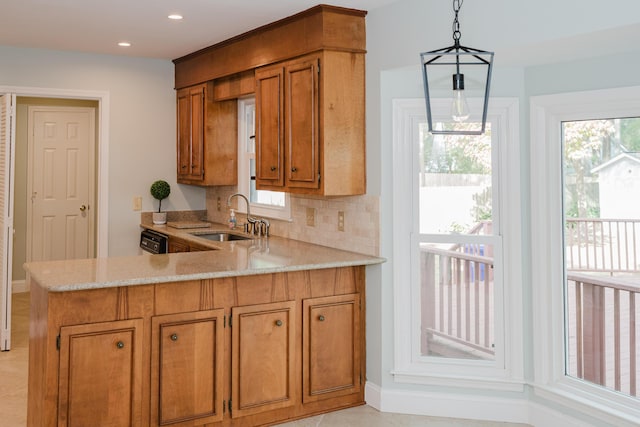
[151,309,225,427]
[177,84,205,182]
[168,238,190,253]
[231,300,296,418]
[303,294,361,403]
[285,56,320,190]
[255,66,284,187]
[58,319,144,427]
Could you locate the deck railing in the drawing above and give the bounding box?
[420,246,495,359]
[565,218,640,272]
[566,272,639,396]
[420,218,639,396]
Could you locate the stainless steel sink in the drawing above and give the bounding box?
[189,232,252,242]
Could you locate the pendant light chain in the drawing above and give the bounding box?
[452,0,463,46]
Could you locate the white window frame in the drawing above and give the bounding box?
[392,98,523,390]
[531,87,640,425]
[237,97,291,221]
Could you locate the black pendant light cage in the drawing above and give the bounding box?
[421,45,494,135]
[420,0,494,136]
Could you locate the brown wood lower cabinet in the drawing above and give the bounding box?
[232,301,296,418]
[57,319,144,427]
[151,309,225,427]
[303,294,361,403]
[168,236,211,253]
[28,267,366,427]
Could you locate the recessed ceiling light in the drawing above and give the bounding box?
[168,14,183,20]
[118,42,131,47]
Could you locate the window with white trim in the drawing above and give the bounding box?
[237,97,291,221]
[531,87,640,425]
[392,98,522,388]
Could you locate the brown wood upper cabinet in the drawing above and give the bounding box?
[255,51,365,196]
[176,82,237,186]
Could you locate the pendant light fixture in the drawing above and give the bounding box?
[420,0,494,135]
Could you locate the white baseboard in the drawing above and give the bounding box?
[12,280,29,293]
[364,382,598,427]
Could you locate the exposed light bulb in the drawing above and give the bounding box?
[451,73,469,122]
[451,89,470,122]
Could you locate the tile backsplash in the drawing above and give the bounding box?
[205,187,379,256]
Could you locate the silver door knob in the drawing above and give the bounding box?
[80,205,87,212]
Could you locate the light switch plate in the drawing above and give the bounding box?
[133,196,142,211]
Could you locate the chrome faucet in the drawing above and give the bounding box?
[227,193,257,233]
[227,193,271,236]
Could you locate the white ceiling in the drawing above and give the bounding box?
[0,0,398,60]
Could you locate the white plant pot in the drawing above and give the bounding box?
[152,212,167,225]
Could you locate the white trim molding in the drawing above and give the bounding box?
[365,381,529,425]
[365,381,623,427]
[0,85,109,257]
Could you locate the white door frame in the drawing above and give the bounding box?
[0,85,110,259]
[1,94,16,350]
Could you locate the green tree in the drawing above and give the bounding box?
[563,120,615,218]
[422,130,491,174]
[619,118,640,151]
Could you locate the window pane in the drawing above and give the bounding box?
[419,121,495,361]
[420,241,495,360]
[243,100,287,214]
[562,118,640,398]
[419,123,492,234]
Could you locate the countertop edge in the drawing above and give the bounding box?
[25,223,385,292]
[38,257,385,292]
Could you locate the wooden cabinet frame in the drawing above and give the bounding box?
[28,266,367,427]
[174,5,366,194]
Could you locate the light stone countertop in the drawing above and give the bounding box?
[24,224,384,292]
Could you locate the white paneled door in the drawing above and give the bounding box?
[0,95,16,351]
[28,107,95,263]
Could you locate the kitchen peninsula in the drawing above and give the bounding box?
[25,224,383,427]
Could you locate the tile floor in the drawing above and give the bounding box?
[0,292,530,427]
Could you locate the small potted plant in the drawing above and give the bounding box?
[150,180,171,224]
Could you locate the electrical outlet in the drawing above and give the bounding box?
[133,196,142,211]
[306,207,316,227]
[217,197,221,211]
[338,211,345,231]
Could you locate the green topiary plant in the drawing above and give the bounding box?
[150,180,171,212]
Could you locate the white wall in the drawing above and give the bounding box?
[0,46,206,257]
[365,0,640,425]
